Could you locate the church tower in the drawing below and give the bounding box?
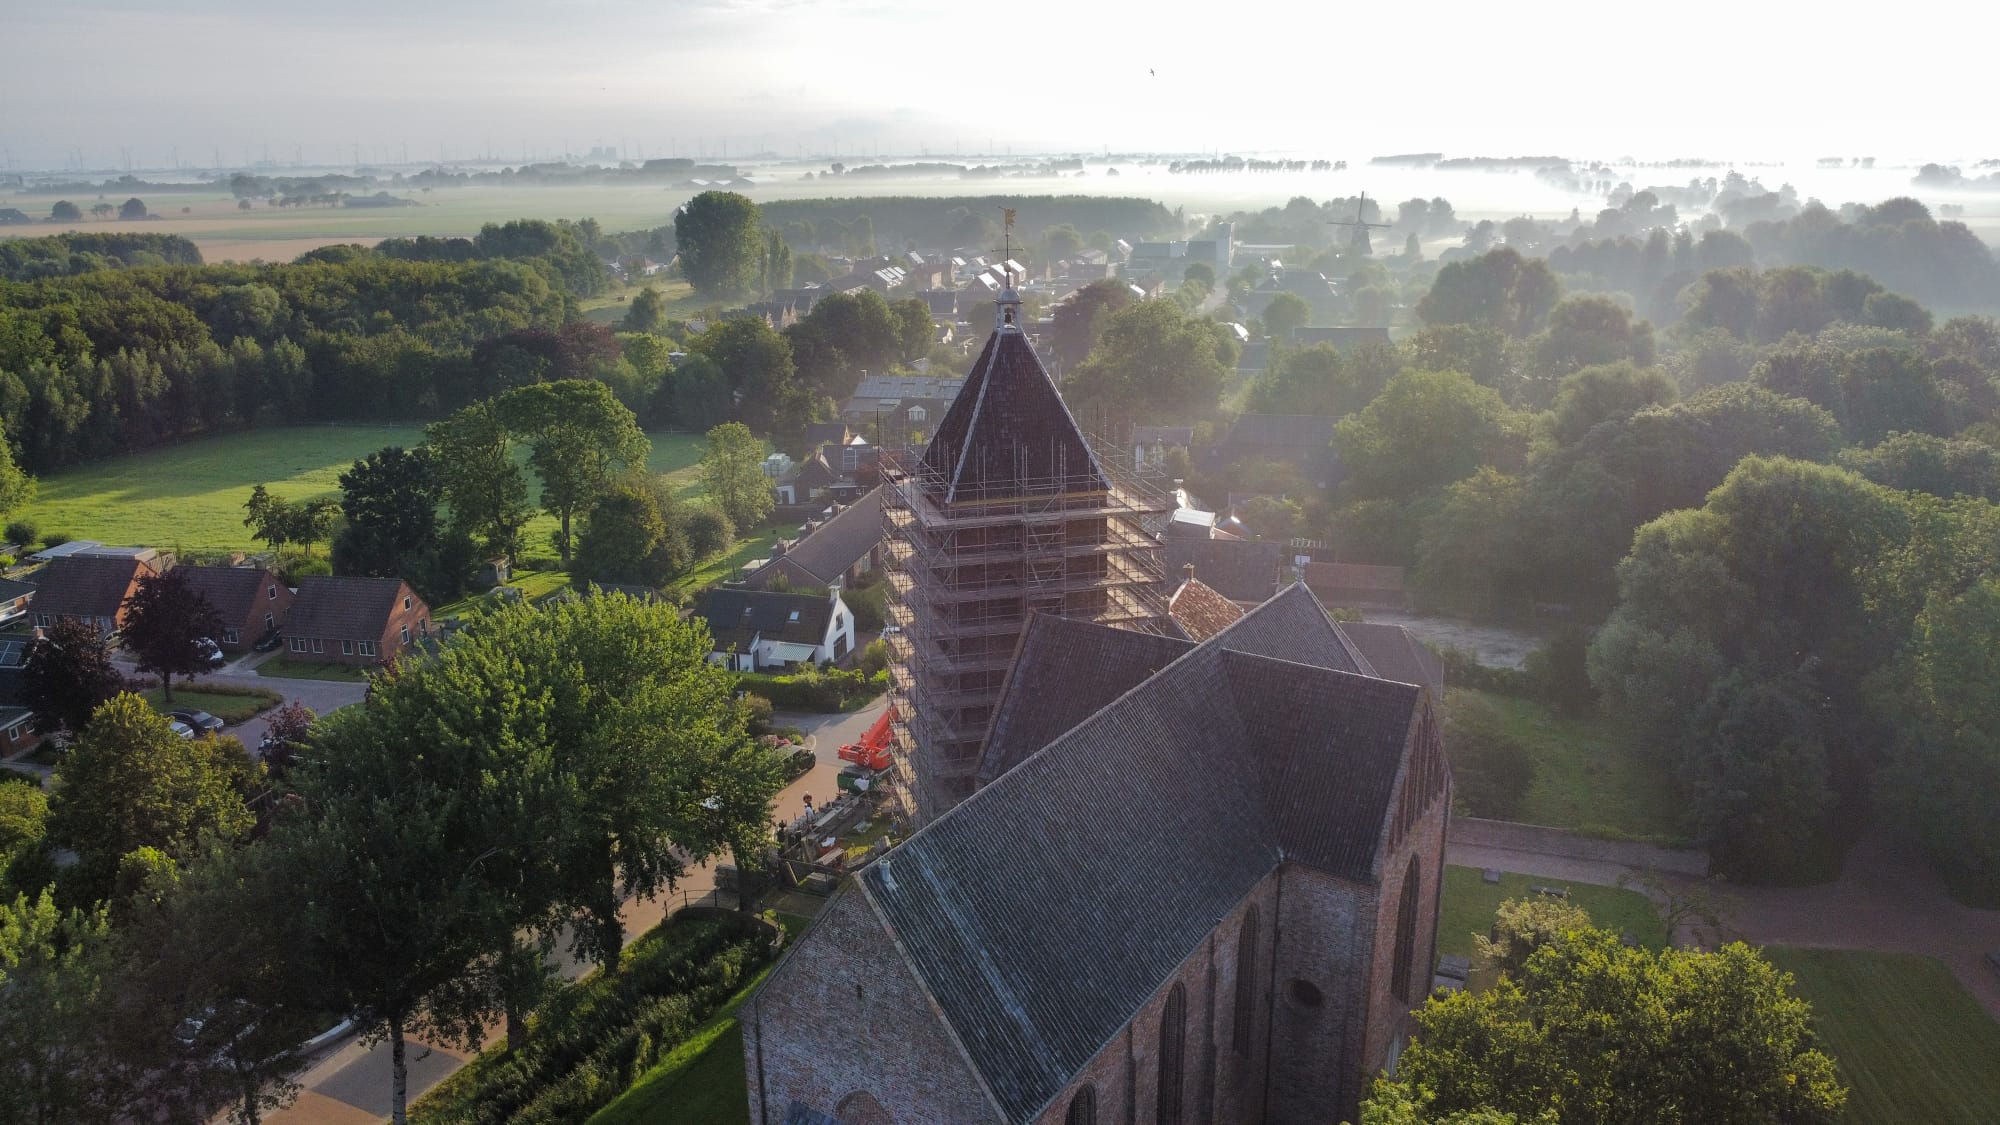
[882,241,1170,823]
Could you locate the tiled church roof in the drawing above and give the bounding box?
[858,584,1428,1122]
[918,328,1106,503]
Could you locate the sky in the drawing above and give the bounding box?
[4,0,1996,172]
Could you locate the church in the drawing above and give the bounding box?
[741,275,1450,1125]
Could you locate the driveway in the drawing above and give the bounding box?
[117,649,367,757]
[264,698,886,1123]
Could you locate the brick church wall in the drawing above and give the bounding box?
[743,887,1001,1125]
[1359,773,1452,1080]
[1265,865,1379,1122]
[1033,879,1281,1125]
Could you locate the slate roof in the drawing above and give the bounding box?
[919,322,1106,503]
[749,488,884,588]
[1305,561,1407,594]
[1225,413,1338,450]
[693,588,835,653]
[28,556,155,620]
[789,450,840,493]
[857,582,1421,1122]
[1162,537,1283,604]
[1166,574,1244,641]
[0,577,36,603]
[287,576,414,640]
[1342,621,1446,703]
[975,616,1191,787]
[174,565,278,617]
[974,584,1374,789]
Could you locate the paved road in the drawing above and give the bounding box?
[120,648,368,755]
[265,699,887,1123]
[1450,828,2000,1021]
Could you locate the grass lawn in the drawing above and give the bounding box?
[429,566,575,620]
[1448,688,1684,844]
[256,660,370,683]
[587,964,775,1125]
[1763,948,2000,1125]
[1436,864,1666,961]
[12,426,708,557]
[139,684,282,723]
[670,524,784,597]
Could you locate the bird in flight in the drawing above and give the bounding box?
[1149,68,1156,77]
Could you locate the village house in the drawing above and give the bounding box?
[745,488,884,593]
[282,576,431,665]
[29,555,158,634]
[174,564,293,652]
[693,586,855,672]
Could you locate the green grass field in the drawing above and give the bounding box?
[1763,948,2000,1125]
[1448,688,1684,844]
[12,425,708,556]
[1436,864,1666,961]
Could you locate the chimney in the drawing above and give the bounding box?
[1183,562,1196,582]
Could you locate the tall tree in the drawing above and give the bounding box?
[573,478,688,588]
[424,401,533,556]
[699,422,774,533]
[48,694,255,904]
[1367,923,1845,1123]
[1262,291,1311,336]
[331,446,446,584]
[620,286,668,334]
[120,568,225,702]
[1416,247,1562,337]
[243,485,292,555]
[1335,369,1527,503]
[674,191,765,298]
[1067,300,1234,428]
[495,381,650,565]
[18,619,122,736]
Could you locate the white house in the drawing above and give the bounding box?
[692,586,857,672]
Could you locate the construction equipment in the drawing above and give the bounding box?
[838,706,898,771]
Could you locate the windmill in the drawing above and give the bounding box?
[1330,191,1392,256]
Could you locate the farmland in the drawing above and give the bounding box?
[11,424,709,555]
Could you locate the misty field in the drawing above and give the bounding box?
[12,424,708,555]
[1764,948,2000,1125]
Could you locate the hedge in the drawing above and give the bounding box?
[412,914,776,1125]
[733,667,887,713]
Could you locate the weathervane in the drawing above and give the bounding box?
[1000,206,1017,285]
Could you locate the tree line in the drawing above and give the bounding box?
[1058,232,2000,895]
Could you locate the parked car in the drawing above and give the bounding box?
[167,719,195,740]
[253,629,284,653]
[171,709,224,735]
[194,637,225,669]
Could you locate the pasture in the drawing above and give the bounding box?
[12,424,709,555]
